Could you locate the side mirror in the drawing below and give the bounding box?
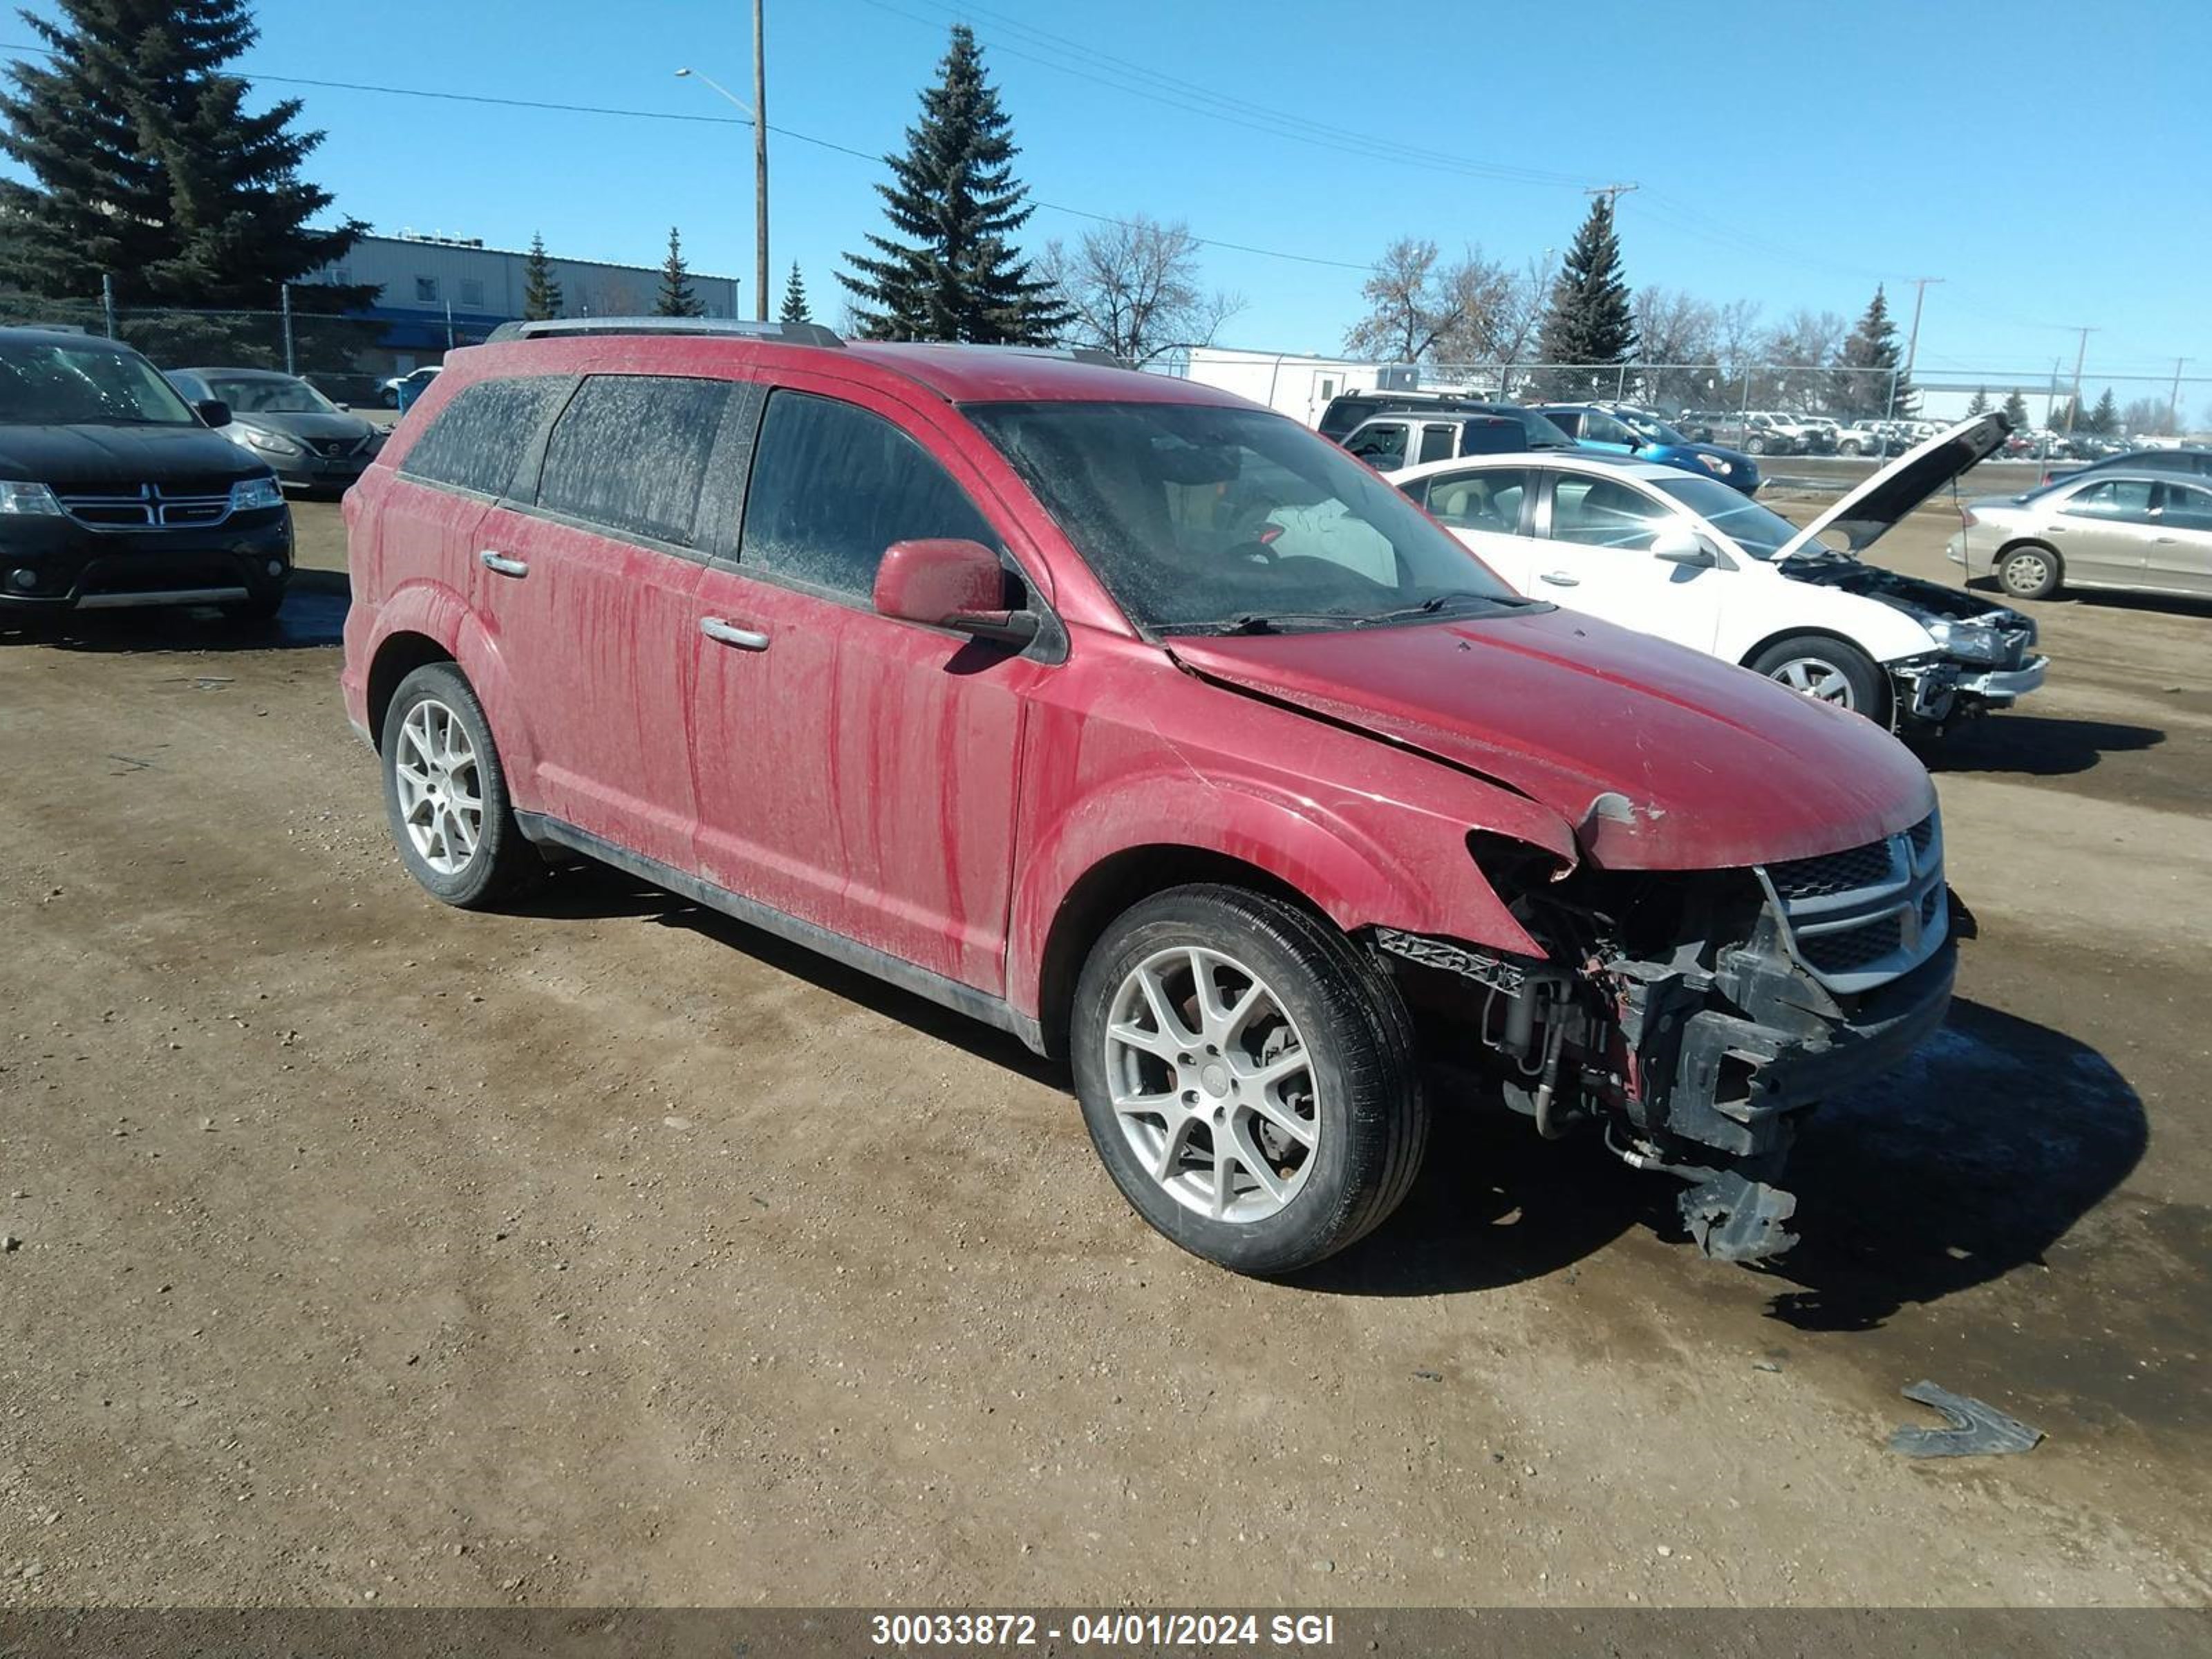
[1652,528,1718,568]
[874,538,1038,646]
[337,402,353,413]
[194,398,232,427]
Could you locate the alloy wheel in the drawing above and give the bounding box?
[393,697,485,875]
[1102,946,1320,1224]
[1770,657,1857,708]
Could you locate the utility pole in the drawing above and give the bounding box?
[1583,182,1639,213]
[280,281,294,376]
[2171,357,2190,435]
[2063,326,2097,436]
[1898,277,1942,404]
[753,0,769,322]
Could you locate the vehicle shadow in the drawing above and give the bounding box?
[513,861,1065,1087]
[1756,997,2146,1332]
[1924,714,2164,778]
[1297,998,2142,1312]
[0,589,348,653]
[1293,1085,1644,1297]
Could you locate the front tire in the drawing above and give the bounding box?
[1997,543,2061,601]
[1748,634,1890,724]
[380,663,544,909]
[1070,884,1427,1277]
[1746,436,1770,455]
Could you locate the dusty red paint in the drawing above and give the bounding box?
[873,538,1009,628]
[343,332,1936,1031]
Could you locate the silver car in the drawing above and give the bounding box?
[1950,469,2212,600]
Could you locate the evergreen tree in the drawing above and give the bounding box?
[522,233,562,321]
[2002,388,2031,429]
[839,24,1068,343]
[0,0,370,314]
[780,261,812,324]
[2087,387,2118,435]
[1966,387,1989,415]
[1534,196,1635,399]
[654,226,704,317]
[1830,286,1914,422]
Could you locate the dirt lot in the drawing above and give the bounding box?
[1,495,2209,1610]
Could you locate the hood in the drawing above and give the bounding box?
[1780,555,2031,631]
[0,422,269,491]
[1656,439,1756,480]
[1778,412,2009,559]
[231,409,377,443]
[1168,607,1934,872]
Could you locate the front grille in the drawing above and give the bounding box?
[58,485,234,529]
[305,435,362,458]
[1758,813,1944,991]
[1799,915,1904,973]
[1767,837,1897,900]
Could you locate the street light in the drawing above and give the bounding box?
[676,43,769,321]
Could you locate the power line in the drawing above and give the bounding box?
[852,0,1598,191]
[0,40,1371,274]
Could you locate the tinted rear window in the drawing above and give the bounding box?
[400,376,573,498]
[536,374,735,547]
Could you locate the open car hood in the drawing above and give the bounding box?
[1168,606,1935,872]
[1777,412,2009,560]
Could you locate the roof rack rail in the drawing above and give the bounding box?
[485,316,845,348]
[956,343,1130,369]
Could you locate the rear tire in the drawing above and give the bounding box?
[379,663,544,910]
[1070,883,1427,1277]
[1746,437,1770,455]
[1748,634,1891,724]
[1997,543,2061,601]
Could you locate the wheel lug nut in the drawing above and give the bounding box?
[1177,1053,1192,1067]
[1181,1089,1197,1105]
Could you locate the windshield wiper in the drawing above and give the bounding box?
[1360,591,1528,625]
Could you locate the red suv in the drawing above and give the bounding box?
[341,319,1956,1276]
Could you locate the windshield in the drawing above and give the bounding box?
[203,374,339,415]
[0,337,199,426]
[968,400,1526,633]
[1651,472,1813,560]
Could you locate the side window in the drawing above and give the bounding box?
[398,376,574,498]
[738,391,1001,599]
[1416,423,1458,465]
[1548,476,1676,551]
[2159,482,2212,531]
[1425,469,1528,534]
[2060,479,2155,523]
[1345,422,1409,469]
[536,375,734,547]
[1584,412,1631,446]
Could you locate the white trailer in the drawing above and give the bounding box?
[1166,346,1414,429]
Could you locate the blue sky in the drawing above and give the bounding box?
[6,0,2207,400]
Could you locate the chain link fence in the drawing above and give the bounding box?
[0,286,495,407]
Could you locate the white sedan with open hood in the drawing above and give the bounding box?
[1387,413,2047,734]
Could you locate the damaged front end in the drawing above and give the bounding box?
[1783,553,2048,733]
[1374,814,1956,1263]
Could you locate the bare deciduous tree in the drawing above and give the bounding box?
[1041,216,1244,367]
[1633,286,1718,410]
[1344,238,1525,380]
[1761,308,1846,411]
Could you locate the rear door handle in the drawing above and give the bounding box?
[1539,570,1580,587]
[479,550,529,578]
[700,616,771,651]
[2154,536,2177,544]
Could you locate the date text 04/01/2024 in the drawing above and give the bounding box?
[867,1612,1338,1647]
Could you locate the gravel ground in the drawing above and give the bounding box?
[0,498,2206,1609]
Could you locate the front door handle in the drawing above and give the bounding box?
[2154,536,2177,544]
[700,616,771,651]
[479,550,529,578]
[1539,570,1580,587]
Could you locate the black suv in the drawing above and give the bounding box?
[0,328,292,621]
